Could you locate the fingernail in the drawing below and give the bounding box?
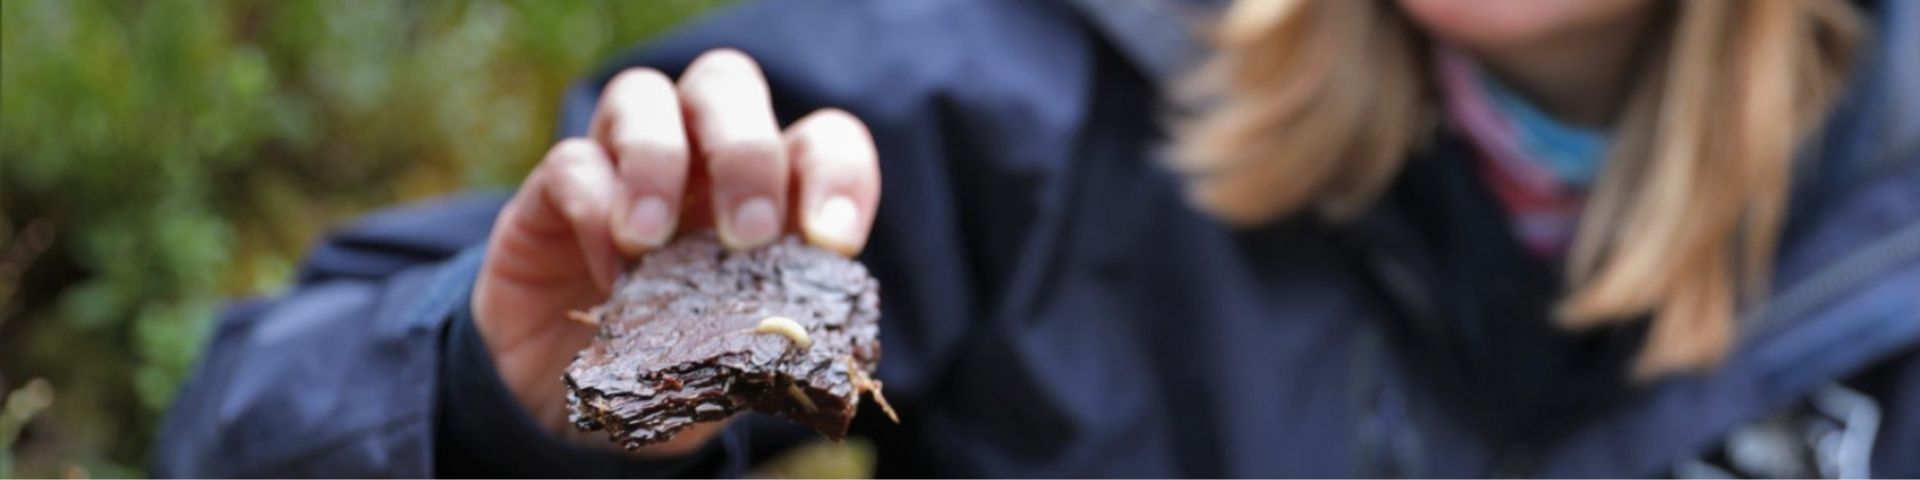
[622,196,673,248]
[721,197,779,248]
[806,196,860,253]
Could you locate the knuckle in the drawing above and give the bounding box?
[683,48,763,85]
[704,137,785,167]
[607,68,672,93]
[610,134,688,165]
[805,108,870,136]
[793,110,879,171]
[603,68,674,105]
[559,197,591,221]
[545,138,603,166]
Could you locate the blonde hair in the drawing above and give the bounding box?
[1176,0,1863,378]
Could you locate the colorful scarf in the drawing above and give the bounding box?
[1432,45,1612,258]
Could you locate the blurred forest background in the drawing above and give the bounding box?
[0,0,760,477]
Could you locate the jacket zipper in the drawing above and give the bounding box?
[1749,213,1920,340]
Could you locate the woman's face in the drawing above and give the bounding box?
[1395,0,1656,53]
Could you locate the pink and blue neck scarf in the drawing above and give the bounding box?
[1432,44,1613,258]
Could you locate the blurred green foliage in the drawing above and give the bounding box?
[0,0,728,476]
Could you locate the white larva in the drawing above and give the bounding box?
[753,316,813,349]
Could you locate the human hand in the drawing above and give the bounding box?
[469,49,880,455]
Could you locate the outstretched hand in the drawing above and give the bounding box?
[470,49,881,456]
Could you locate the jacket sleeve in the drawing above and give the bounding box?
[149,194,754,478]
[144,192,498,477]
[150,243,482,478]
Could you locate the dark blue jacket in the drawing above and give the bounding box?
[154,0,1920,477]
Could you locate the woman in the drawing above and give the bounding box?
[155,0,1920,477]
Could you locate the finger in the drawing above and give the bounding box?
[592,68,691,255]
[678,49,789,250]
[525,138,626,291]
[785,109,880,256]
